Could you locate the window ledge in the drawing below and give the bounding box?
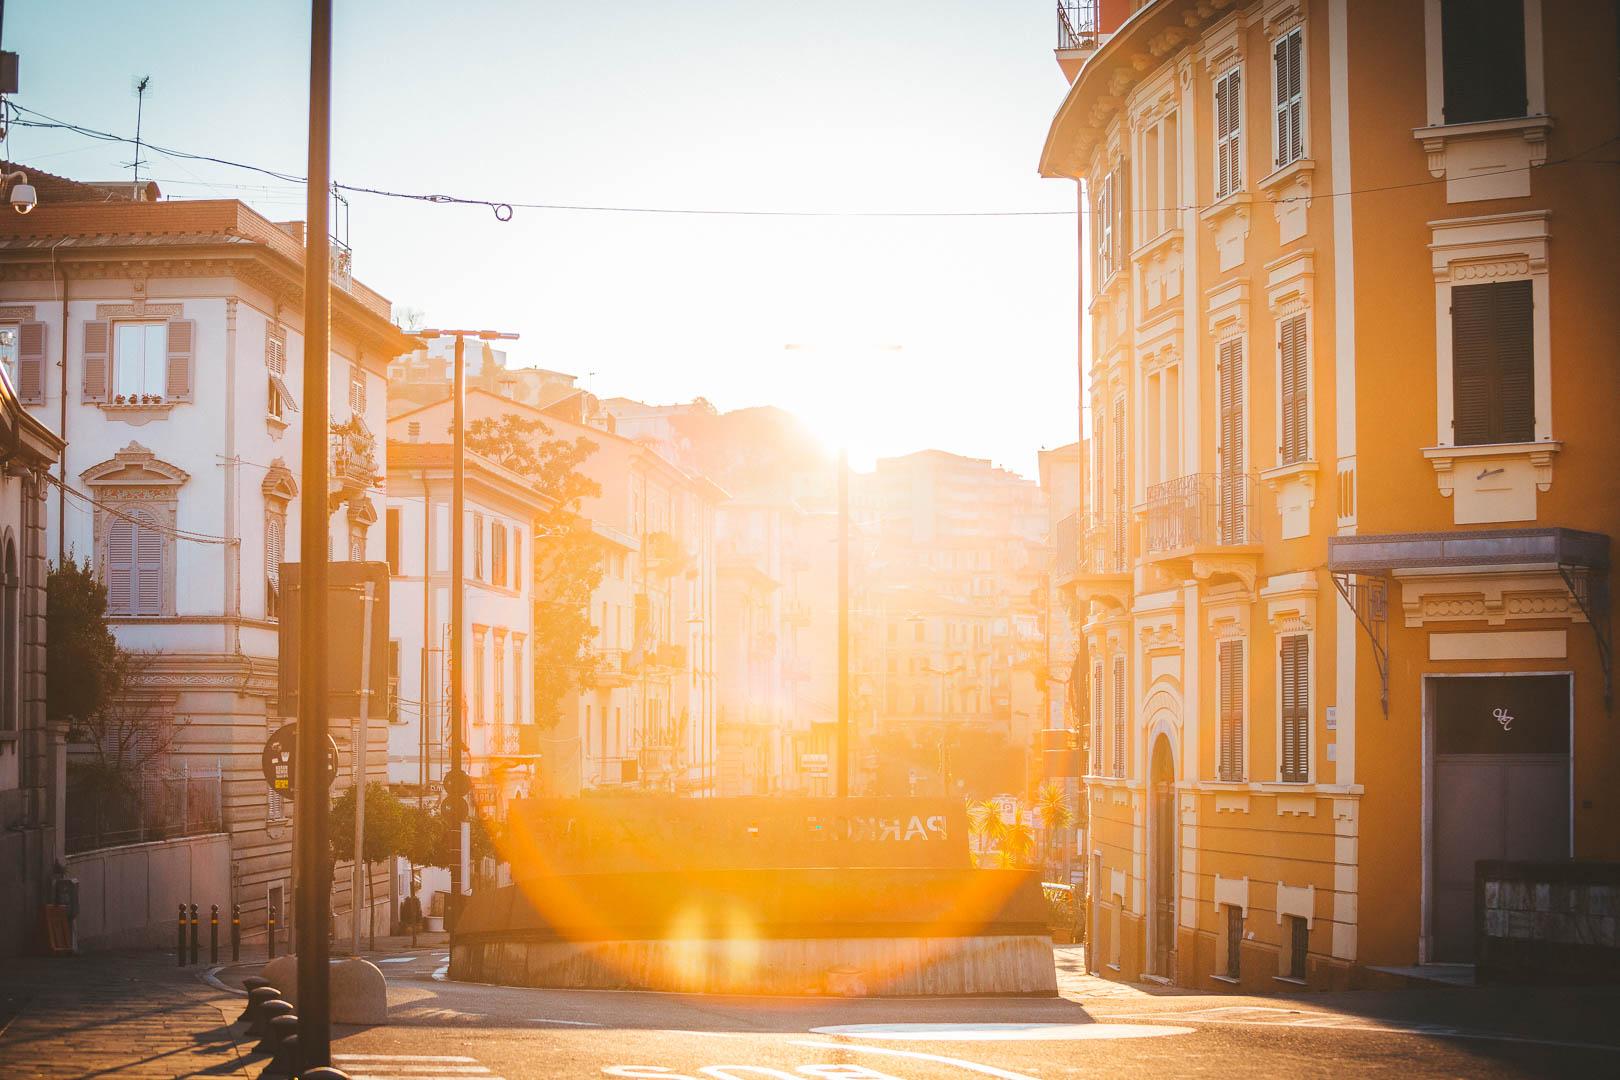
[1130,227,1184,266]
[1198,188,1253,225]
[1257,157,1315,196]
[1414,116,1553,202]
[1273,975,1308,987]
[99,401,177,424]
[266,414,290,434]
[1413,114,1554,147]
[1423,440,1562,494]
[1211,974,1241,985]
[1260,459,1319,487]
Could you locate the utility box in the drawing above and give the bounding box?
[277,561,390,718]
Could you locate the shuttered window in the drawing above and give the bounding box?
[1214,67,1243,199]
[1092,661,1105,776]
[1225,905,1244,978]
[1441,0,1526,124]
[1111,656,1126,778]
[472,513,485,581]
[1111,398,1126,567]
[512,633,525,725]
[1097,170,1115,281]
[472,629,486,726]
[1280,634,1310,783]
[1273,28,1304,169]
[165,319,195,402]
[385,508,402,575]
[1218,338,1246,543]
[1452,280,1534,446]
[81,320,110,403]
[11,321,47,405]
[106,509,164,616]
[492,630,506,728]
[1218,639,1244,782]
[349,363,367,416]
[265,509,286,619]
[1279,313,1309,464]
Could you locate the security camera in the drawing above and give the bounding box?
[9,183,36,215]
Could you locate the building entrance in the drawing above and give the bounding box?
[1430,674,1571,962]
[1150,735,1176,978]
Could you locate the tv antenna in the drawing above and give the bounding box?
[128,75,152,198]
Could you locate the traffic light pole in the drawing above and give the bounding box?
[295,0,334,1070]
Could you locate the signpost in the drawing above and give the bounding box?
[261,724,340,796]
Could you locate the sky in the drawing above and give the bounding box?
[3,0,1081,476]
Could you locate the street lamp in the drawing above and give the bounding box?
[416,328,518,926]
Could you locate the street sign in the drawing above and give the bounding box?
[261,722,340,795]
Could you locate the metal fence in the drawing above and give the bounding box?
[1144,472,1261,553]
[1057,1,1100,51]
[66,760,225,854]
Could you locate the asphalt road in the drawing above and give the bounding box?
[215,948,1620,1079]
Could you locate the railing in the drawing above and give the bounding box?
[492,724,543,757]
[66,761,224,855]
[1051,512,1081,582]
[1057,1,1100,51]
[1144,473,1261,553]
[1080,512,1129,575]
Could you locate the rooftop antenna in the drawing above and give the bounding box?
[129,75,151,198]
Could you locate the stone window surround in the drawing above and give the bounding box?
[81,443,190,619]
[1262,0,1309,169]
[1206,280,1251,479]
[1422,210,1559,500]
[1263,570,1318,786]
[1416,0,1550,203]
[1207,591,1251,785]
[1260,251,1319,504]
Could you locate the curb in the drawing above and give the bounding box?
[199,964,248,997]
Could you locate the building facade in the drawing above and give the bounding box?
[0,171,414,941]
[1041,0,1618,988]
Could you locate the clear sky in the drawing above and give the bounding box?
[3,0,1080,476]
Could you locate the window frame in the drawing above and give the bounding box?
[1213,65,1244,201]
[112,320,171,402]
[1216,637,1247,783]
[1276,310,1311,466]
[1272,25,1305,171]
[1278,632,1311,784]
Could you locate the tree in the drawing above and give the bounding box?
[1035,781,1075,873]
[465,414,605,729]
[330,782,412,948]
[46,557,121,736]
[998,820,1036,869]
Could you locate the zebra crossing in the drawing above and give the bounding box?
[333,1052,504,1080]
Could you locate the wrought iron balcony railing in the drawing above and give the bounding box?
[1080,512,1130,575]
[1145,473,1261,553]
[1057,1,1100,51]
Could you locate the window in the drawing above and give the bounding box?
[472,629,486,725]
[1286,914,1309,980]
[107,509,165,616]
[1279,634,1309,783]
[1452,280,1534,446]
[1273,28,1304,169]
[349,362,366,416]
[913,621,924,642]
[1217,639,1245,782]
[1214,67,1243,200]
[512,530,522,591]
[1092,661,1104,776]
[1111,399,1126,563]
[1440,0,1526,124]
[511,633,525,724]
[492,631,506,728]
[113,323,169,401]
[0,322,45,403]
[1278,313,1309,464]
[265,508,286,619]
[265,331,297,420]
[1096,168,1117,281]
[1218,338,1247,543]
[1111,656,1126,778]
[407,420,421,442]
[1140,112,1180,241]
[385,508,402,575]
[349,527,365,562]
[387,640,401,724]
[472,513,485,581]
[491,524,508,588]
[1225,905,1244,979]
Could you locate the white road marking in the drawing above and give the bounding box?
[333,1052,500,1079]
[808,1022,1193,1042]
[527,1016,605,1026]
[377,956,417,964]
[790,1040,1039,1080]
[1102,1012,1620,1052]
[336,1056,479,1063]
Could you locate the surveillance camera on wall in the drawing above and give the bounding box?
[9,183,36,215]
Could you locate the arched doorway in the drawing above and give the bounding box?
[1149,734,1176,979]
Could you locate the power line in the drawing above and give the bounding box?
[9,101,1617,223]
[43,472,236,546]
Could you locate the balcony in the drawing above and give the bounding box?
[1144,473,1263,589]
[650,642,688,671]
[1071,513,1130,610]
[491,724,543,760]
[592,647,636,687]
[1055,2,1101,79]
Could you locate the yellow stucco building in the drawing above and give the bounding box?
[1041,0,1618,988]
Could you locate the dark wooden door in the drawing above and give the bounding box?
[1151,737,1176,977]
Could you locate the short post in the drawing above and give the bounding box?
[177,904,187,966]
[210,904,220,965]
[189,903,200,966]
[267,905,278,959]
[231,903,241,962]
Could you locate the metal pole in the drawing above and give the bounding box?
[448,332,467,926]
[351,583,374,957]
[836,449,849,799]
[296,0,334,1068]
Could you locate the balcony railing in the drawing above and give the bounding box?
[492,724,543,758]
[1145,473,1261,553]
[1080,512,1129,575]
[1057,1,1100,51]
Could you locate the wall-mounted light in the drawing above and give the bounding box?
[1,171,36,215]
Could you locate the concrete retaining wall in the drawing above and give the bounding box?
[67,832,231,951]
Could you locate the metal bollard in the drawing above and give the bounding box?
[177,904,187,966]
[210,904,219,965]
[189,903,200,966]
[267,905,278,959]
[231,903,241,962]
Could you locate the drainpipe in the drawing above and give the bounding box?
[55,249,68,566]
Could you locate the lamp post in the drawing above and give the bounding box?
[416,328,518,927]
[836,449,850,799]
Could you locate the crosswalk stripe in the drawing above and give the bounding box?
[336,1056,478,1063]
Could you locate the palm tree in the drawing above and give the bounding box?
[998,820,1036,868]
[967,799,1002,866]
[1035,782,1075,875]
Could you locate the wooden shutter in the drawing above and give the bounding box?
[1092,661,1104,775]
[1112,398,1126,567]
[1286,31,1303,163]
[1216,68,1242,198]
[16,322,46,404]
[1218,338,1246,542]
[1441,0,1527,124]
[1112,656,1126,778]
[106,518,135,614]
[134,515,164,615]
[82,320,111,403]
[1218,639,1244,782]
[1452,280,1534,446]
[1280,634,1309,783]
[265,512,284,618]
[265,332,286,374]
[1275,30,1303,167]
[166,319,195,401]
[1279,314,1309,464]
[1216,75,1231,196]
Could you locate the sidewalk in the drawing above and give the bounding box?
[0,950,255,1078]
